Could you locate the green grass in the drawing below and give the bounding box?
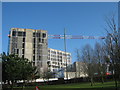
[5,81,120,90]
[38,81,119,88]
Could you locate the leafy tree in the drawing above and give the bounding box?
[2,53,37,89]
[43,71,55,82]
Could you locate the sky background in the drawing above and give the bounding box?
[2,2,118,63]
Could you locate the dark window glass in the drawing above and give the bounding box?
[33,33,36,37]
[33,50,35,54]
[36,33,40,37]
[17,49,19,54]
[23,38,25,42]
[37,33,39,37]
[42,33,46,38]
[12,31,16,36]
[33,56,35,61]
[23,32,26,36]
[22,49,24,54]
[42,39,44,43]
[18,31,22,36]
[33,38,36,43]
[39,56,41,60]
[33,32,41,37]
[22,43,25,48]
[33,44,35,48]
[39,38,41,42]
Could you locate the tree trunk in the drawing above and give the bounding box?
[90,78,93,86]
[114,74,118,90]
[101,75,104,84]
[22,80,25,90]
[11,80,14,90]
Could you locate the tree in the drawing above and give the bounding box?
[104,14,120,89]
[42,70,55,82]
[42,61,56,83]
[2,53,37,89]
[81,44,95,86]
[94,42,106,84]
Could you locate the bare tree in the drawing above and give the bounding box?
[94,42,106,84]
[104,14,120,89]
[81,44,94,86]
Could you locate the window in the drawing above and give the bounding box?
[18,31,22,36]
[36,33,38,37]
[39,38,41,43]
[33,32,41,37]
[36,33,40,37]
[33,38,36,43]
[12,31,16,36]
[23,32,26,36]
[33,56,35,60]
[39,56,41,60]
[33,44,35,48]
[33,50,35,54]
[42,33,46,38]
[23,38,25,42]
[42,39,44,43]
[17,49,19,54]
[22,43,25,48]
[33,32,36,37]
[22,49,24,54]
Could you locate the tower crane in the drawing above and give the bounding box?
[48,35,105,39]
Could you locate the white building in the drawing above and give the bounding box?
[47,48,72,72]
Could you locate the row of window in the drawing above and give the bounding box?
[33,32,46,38]
[12,48,25,57]
[12,31,26,37]
[12,31,47,38]
[33,56,42,61]
[33,38,45,44]
[48,51,71,56]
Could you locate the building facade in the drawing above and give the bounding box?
[9,28,48,73]
[48,48,72,72]
[64,62,88,79]
[9,28,72,75]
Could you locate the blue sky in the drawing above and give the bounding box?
[2,2,118,63]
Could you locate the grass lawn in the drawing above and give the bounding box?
[5,81,120,90]
[38,81,120,89]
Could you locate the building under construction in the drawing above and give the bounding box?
[8,28,71,75]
